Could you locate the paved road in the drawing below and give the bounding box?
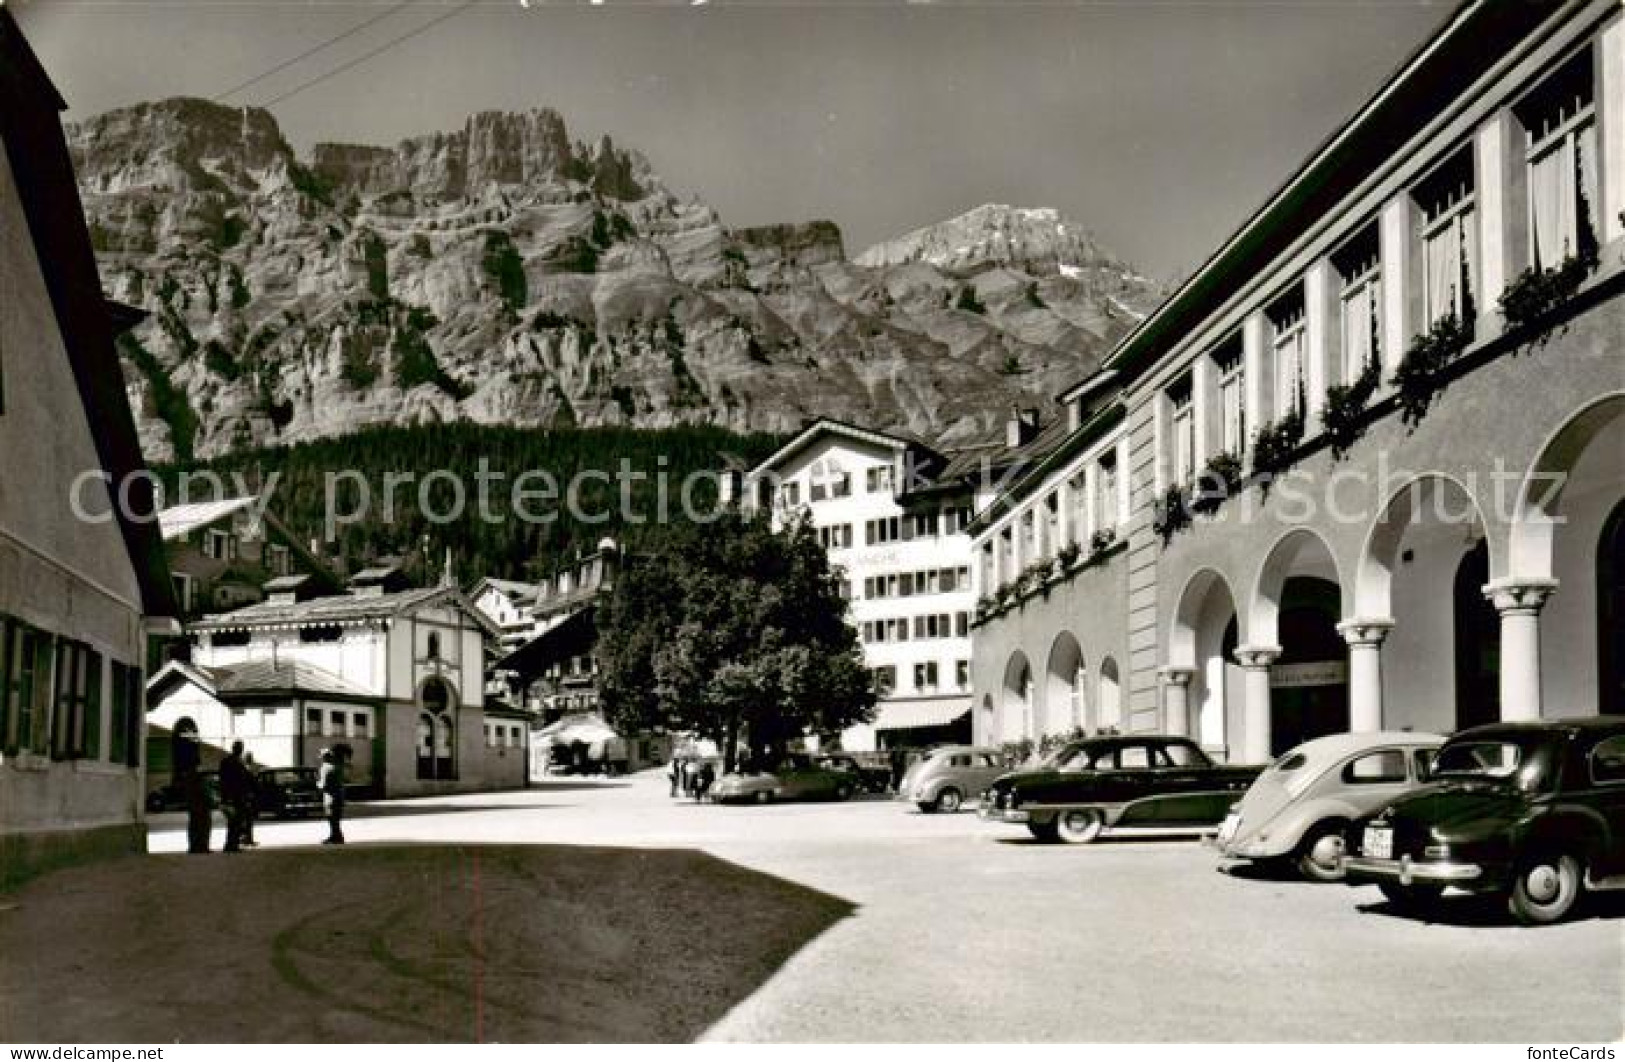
[147,774,1622,1042]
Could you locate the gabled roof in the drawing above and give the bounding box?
[1,9,174,619]
[189,585,501,639]
[148,658,375,703]
[158,496,262,541]
[469,577,538,603]
[745,417,940,479]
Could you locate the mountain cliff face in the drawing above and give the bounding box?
[70,99,1164,462]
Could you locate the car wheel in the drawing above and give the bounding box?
[1508,852,1582,926]
[934,788,964,814]
[915,801,936,814]
[1377,881,1445,910]
[1026,820,1059,843]
[1055,808,1104,844]
[1295,820,1349,883]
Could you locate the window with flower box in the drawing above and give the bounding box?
[1333,224,1383,384]
[1212,336,1246,455]
[1517,48,1599,270]
[1166,376,1196,486]
[1414,147,1480,327]
[1267,288,1307,417]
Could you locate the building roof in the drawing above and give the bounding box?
[149,658,374,702]
[1059,0,1546,400]
[188,585,497,635]
[158,495,262,541]
[1,9,175,619]
[745,417,940,479]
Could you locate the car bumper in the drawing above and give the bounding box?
[1342,855,1484,885]
[979,805,1028,823]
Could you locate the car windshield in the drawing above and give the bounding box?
[1431,737,1559,794]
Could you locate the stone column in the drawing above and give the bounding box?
[1484,578,1559,722]
[1337,618,1394,734]
[1233,645,1281,764]
[1158,666,1196,738]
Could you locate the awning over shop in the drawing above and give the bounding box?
[494,606,596,683]
[873,697,972,732]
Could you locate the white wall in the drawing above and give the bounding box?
[0,136,149,843]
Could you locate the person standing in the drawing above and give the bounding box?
[668,755,682,798]
[218,741,253,853]
[241,751,260,848]
[318,747,347,845]
[173,724,211,854]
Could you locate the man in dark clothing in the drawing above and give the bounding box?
[218,741,253,853]
[318,747,346,845]
[173,724,211,854]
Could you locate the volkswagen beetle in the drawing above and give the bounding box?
[1215,731,1444,880]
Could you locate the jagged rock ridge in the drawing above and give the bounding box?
[69,98,1165,462]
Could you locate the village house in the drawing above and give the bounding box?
[0,9,178,884]
[488,539,669,772]
[148,564,514,796]
[158,493,338,619]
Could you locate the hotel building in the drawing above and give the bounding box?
[969,0,1625,759]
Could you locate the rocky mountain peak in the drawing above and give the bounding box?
[68,98,296,195]
[69,99,1165,463]
[855,202,1131,280]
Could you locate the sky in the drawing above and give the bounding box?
[15,0,1452,279]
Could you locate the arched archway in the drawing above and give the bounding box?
[417,676,459,781]
[1044,633,1087,736]
[1170,569,1241,753]
[1097,657,1122,732]
[1357,474,1494,733]
[1250,529,1346,757]
[1001,652,1033,743]
[1506,393,1625,716]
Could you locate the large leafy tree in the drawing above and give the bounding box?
[598,509,874,770]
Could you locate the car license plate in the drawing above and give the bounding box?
[1363,825,1393,860]
[1216,812,1240,845]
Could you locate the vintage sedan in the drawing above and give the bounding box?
[899,746,1007,812]
[981,735,1263,843]
[1342,716,1625,925]
[710,753,859,804]
[256,767,323,818]
[1215,731,1444,880]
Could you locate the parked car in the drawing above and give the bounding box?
[816,753,891,794]
[981,735,1264,844]
[711,753,860,804]
[1215,731,1444,880]
[1342,716,1625,925]
[899,746,1007,812]
[256,767,323,818]
[144,771,219,814]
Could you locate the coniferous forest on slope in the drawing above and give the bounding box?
[153,423,785,584]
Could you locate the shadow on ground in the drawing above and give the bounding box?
[0,843,854,1043]
[1355,888,1625,928]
